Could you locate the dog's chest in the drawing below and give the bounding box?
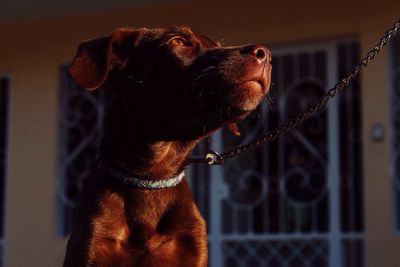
[86,184,206,266]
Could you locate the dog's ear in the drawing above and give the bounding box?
[68,28,141,90]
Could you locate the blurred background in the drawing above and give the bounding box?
[0,0,399,266]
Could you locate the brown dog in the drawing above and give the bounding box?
[63,26,271,267]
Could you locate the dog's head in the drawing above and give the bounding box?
[69,27,271,142]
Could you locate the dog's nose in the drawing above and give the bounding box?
[241,45,271,64]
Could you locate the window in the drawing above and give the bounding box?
[0,75,10,266]
[389,35,400,231]
[190,41,364,267]
[56,66,103,236]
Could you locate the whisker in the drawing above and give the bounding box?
[199,66,216,75]
[265,82,279,108]
[192,66,216,88]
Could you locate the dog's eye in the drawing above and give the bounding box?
[168,37,187,47]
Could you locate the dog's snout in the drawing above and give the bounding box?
[241,45,271,64]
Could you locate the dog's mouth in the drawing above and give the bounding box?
[244,80,263,90]
[228,72,271,112]
[242,78,269,94]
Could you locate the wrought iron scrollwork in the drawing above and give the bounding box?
[57,68,103,234]
[58,90,103,207]
[281,81,328,205]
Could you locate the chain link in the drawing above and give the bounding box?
[189,18,400,165]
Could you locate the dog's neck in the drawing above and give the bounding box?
[101,139,197,180]
[100,93,202,180]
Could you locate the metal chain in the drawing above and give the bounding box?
[189,17,400,165]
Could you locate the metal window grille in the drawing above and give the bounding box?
[0,75,10,267]
[388,35,400,231]
[189,40,364,267]
[56,66,103,236]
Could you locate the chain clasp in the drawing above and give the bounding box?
[205,151,224,165]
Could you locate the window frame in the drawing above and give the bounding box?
[388,36,400,233]
[0,73,11,264]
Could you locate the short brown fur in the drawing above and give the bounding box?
[63,26,271,266]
